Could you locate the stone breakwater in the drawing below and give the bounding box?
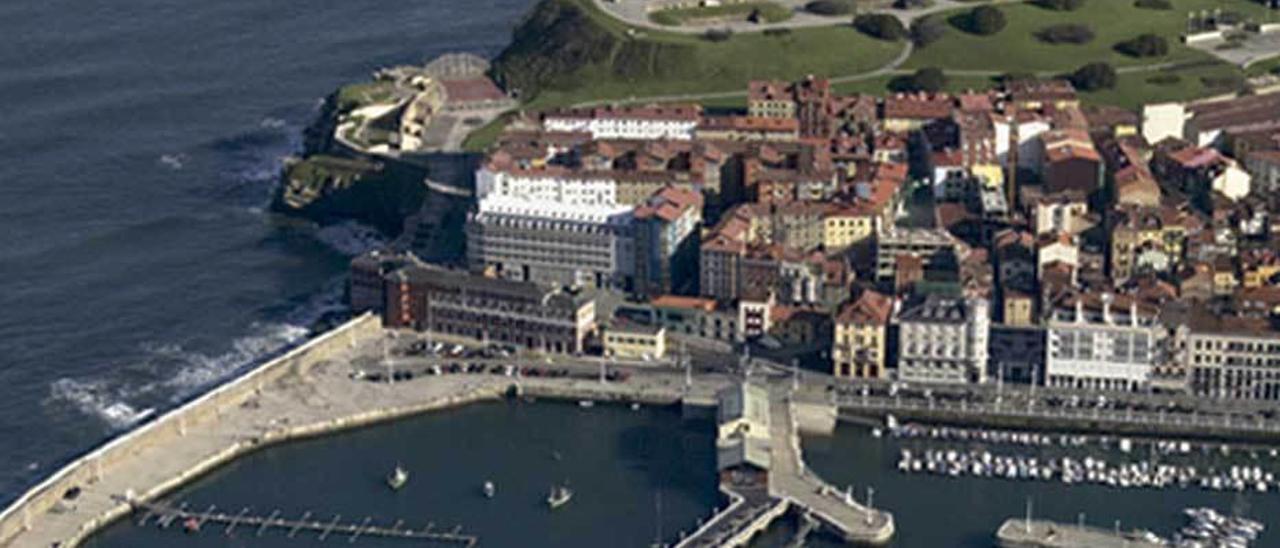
[0,314,384,547]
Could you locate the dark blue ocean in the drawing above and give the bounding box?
[0,0,532,502]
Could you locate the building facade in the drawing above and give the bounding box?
[1181,315,1280,401]
[465,197,634,289]
[895,295,990,384]
[1044,296,1163,392]
[384,265,596,354]
[832,289,894,379]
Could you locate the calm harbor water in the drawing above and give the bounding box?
[83,400,1279,547]
[84,401,719,548]
[0,0,531,503]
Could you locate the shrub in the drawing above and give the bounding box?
[650,11,681,26]
[1146,74,1181,86]
[891,67,948,92]
[1202,74,1245,91]
[911,16,947,47]
[1036,23,1095,44]
[1134,0,1172,9]
[1069,62,1117,91]
[894,0,933,9]
[804,0,856,15]
[1117,34,1169,57]
[703,28,734,42]
[963,6,1007,35]
[1033,0,1085,10]
[854,13,907,41]
[1272,65,1280,76]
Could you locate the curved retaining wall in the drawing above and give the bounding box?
[0,313,384,547]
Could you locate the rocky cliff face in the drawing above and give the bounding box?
[274,154,429,236]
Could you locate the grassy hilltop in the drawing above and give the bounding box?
[489,0,900,108]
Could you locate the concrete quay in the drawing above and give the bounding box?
[767,385,895,545]
[996,518,1164,548]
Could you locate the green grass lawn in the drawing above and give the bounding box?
[518,0,903,109]
[461,114,514,152]
[649,1,794,26]
[335,81,397,112]
[905,0,1276,73]
[1081,61,1250,109]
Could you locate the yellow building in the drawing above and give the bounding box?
[603,323,667,361]
[822,205,876,251]
[832,289,894,379]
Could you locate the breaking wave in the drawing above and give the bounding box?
[314,221,387,256]
[49,378,154,430]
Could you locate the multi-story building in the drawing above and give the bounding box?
[632,186,703,297]
[989,324,1046,384]
[465,197,634,289]
[895,295,990,384]
[875,228,959,282]
[1244,150,1280,194]
[832,289,894,379]
[348,250,424,313]
[542,103,701,141]
[384,264,596,354]
[1044,293,1164,392]
[603,322,667,360]
[1108,204,1202,282]
[1181,313,1280,401]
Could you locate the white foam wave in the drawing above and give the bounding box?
[49,378,152,429]
[158,153,186,170]
[161,323,310,395]
[259,117,288,130]
[314,221,387,256]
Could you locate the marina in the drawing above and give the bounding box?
[127,498,478,545]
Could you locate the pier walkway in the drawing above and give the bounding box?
[767,384,894,544]
[996,518,1164,548]
[129,499,477,545]
[674,379,894,547]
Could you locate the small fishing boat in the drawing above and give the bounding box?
[387,464,409,490]
[483,480,496,498]
[547,485,573,509]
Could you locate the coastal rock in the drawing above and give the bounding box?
[273,154,429,236]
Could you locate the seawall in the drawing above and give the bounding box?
[0,313,384,547]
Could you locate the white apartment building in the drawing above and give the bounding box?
[476,166,618,206]
[1044,296,1163,392]
[466,196,634,290]
[543,104,701,141]
[896,296,991,384]
[1180,315,1280,401]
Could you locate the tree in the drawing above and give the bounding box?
[854,14,907,41]
[703,28,734,42]
[910,16,947,47]
[1134,0,1172,9]
[1069,62,1117,91]
[1117,34,1169,57]
[891,67,949,92]
[1036,23,1095,44]
[964,6,1007,36]
[1033,0,1085,10]
[805,0,856,15]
